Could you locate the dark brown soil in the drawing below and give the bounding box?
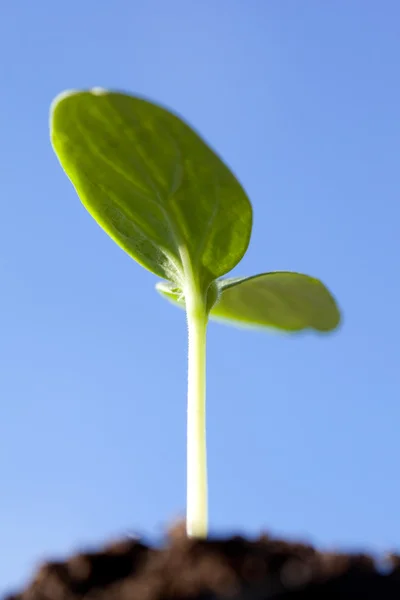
[5,525,400,600]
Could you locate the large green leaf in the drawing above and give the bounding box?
[157,272,341,333]
[50,89,252,288]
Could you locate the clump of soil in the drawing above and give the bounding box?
[5,524,400,600]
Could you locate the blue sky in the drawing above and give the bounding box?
[1,0,400,593]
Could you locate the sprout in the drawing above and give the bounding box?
[50,90,340,538]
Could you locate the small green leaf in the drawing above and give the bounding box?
[50,90,252,289]
[214,272,341,332]
[157,272,341,333]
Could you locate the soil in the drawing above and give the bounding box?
[5,524,400,600]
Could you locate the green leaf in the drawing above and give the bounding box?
[50,89,252,288]
[157,272,341,333]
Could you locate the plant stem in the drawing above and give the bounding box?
[185,286,208,538]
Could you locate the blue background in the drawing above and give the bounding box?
[1,0,399,593]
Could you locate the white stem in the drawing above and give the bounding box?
[185,286,208,538]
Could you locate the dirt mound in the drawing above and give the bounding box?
[5,527,400,599]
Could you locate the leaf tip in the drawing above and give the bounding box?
[90,86,109,96]
[49,90,82,134]
[50,89,80,111]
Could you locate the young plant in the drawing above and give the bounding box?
[50,90,340,538]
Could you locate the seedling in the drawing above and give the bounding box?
[50,90,340,539]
